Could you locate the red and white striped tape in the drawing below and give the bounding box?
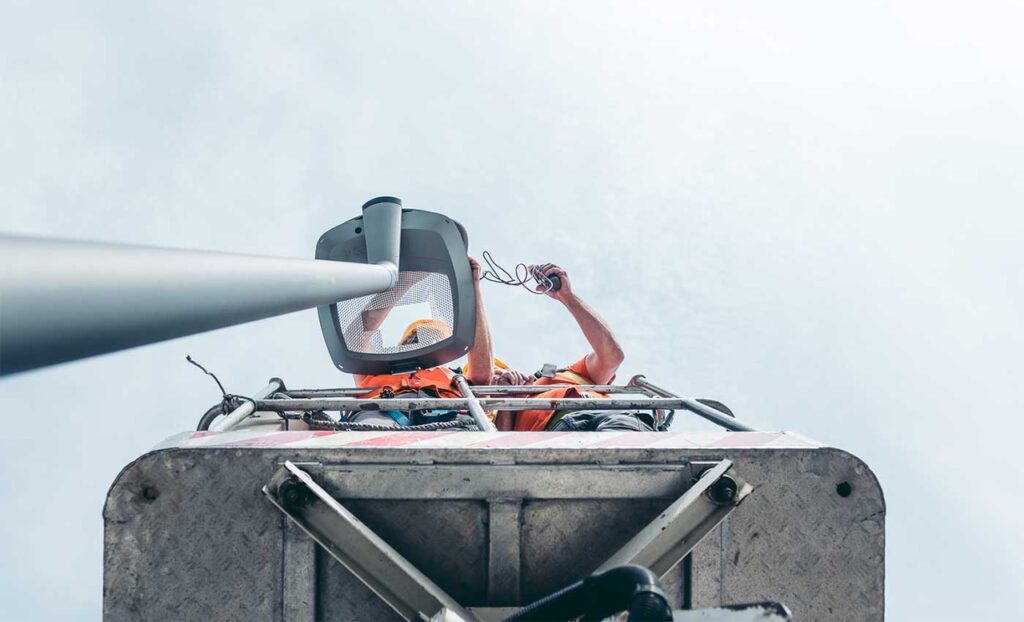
[157,430,821,450]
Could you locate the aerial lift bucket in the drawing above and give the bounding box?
[103,375,884,621]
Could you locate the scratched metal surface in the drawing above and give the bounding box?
[690,448,885,621]
[103,445,883,621]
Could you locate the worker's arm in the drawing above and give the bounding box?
[351,274,428,386]
[530,263,624,385]
[465,256,494,385]
[495,411,514,431]
[359,272,429,331]
[491,368,532,431]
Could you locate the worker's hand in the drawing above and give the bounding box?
[468,256,482,281]
[491,368,532,386]
[528,263,572,301]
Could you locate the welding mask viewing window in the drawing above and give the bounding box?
[316,199,476,375]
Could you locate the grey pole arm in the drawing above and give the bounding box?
[0,235,397,376]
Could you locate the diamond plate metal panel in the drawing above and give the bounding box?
[316,547,403,622]
[338,500,488,604]
[104,445,883,620]
[691,448,885,621]
[519,498,676,602]
[103,450,285,620]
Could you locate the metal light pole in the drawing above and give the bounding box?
[0,200,405,376]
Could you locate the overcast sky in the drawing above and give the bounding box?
[2,1,1023,619]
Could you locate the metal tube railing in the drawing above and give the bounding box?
[213,379,285,431]
[256,397,699,412]
[280,384,646,398]
[628,375,756,432]
[230,377,754,433]
[282,388,376,398]
[452,375,498,432]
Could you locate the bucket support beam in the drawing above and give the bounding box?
[597,460,752,577]
[264,461,476,622]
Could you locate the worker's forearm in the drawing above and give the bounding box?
[465,283,494,384]
[361,307,390,331]
[361,275,425,331]
[561,293,624,383]
[562,294,621,354]
[495,411,514,431]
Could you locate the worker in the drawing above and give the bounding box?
[347,257,494,427]
[493,263,658,432]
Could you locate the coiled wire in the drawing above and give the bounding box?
[478,250,556,295]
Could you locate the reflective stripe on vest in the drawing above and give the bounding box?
[550,369,591,386]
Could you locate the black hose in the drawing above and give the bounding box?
[503,565,672,622]
[196,395,254,431]
[196,403,224,431]
[626,591,674,621]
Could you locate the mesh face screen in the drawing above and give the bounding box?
[334,271,455,355]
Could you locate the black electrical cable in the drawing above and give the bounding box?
[187,355,257,429]
[478,250,558,295]
[186,355,226,395]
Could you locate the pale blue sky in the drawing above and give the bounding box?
[2,1,1023,619]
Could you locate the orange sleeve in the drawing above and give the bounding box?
[565,356,617,385]
[563,357,594,382]
[534,356,616,387]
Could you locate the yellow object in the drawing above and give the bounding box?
[493,357,510,370]
[400,319,452,345]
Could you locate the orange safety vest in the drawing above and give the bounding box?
[513,368,610,431]
[357,367,462,399]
